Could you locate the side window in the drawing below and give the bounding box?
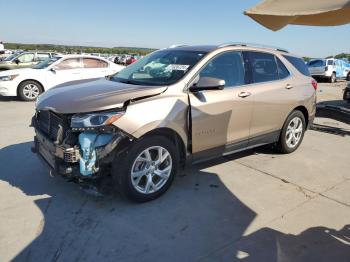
[327,60,334,66]
[276,57,290,79]
[56,58,82,70]
[37,53,50,61]
[248,52,279,83]
[199,51,245,88]
[17,53,35,63]
[83,58,108,68]
[283,55,311,76]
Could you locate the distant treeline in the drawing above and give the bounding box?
[4,43,156,55]
[303,53,350,62]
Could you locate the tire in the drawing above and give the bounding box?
[344,89,350,101]
[18,80,43,101]
[112,135,178,202]
[277,110,306,154]
[329,73,336,83]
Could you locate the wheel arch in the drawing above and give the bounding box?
[291,105,309,127]
[140,127,187,168]
[17,79,45,96]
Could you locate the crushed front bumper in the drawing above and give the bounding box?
[32,129,124,178]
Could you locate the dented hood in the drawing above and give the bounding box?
[36,78,167,114]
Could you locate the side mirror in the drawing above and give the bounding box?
[50,66,58,73]
[189,77,225,92]
[14,59,20,64]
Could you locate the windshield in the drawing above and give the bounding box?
[3,54,18,61]
[111,50,207,86]
[33,57,61,69]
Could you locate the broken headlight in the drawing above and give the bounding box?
[71,111,124,130]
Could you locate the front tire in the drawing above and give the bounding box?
[112,136,178,202]
[18,80,43,101]
[277,111,306,154]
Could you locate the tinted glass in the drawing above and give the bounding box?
[327,60,334,65]
[199,51,245,87]
[56,58,82,70]
[33,57,61,69]
[112,50,207,86]
[308,60,325,67]
[83,58,108,68]
[276,57,290,79]
[285,55,311,76]
[17,53,34,63]
[248,52,279,83]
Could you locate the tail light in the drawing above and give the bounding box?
[311,79,318,90]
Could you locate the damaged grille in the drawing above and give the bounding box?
[36,110,69,142]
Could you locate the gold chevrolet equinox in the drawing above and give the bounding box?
[32,43,317,202]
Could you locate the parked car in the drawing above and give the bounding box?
[125,56,137,65]
[0,52,58,71]
[307,58,348,83]
[32,44,316,202]
[0,55,124,101]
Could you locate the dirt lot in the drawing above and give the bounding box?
[0,81,349,262]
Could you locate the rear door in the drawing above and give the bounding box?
[245,51,297,144]
[189,51,254,158]
[45,58,84,89]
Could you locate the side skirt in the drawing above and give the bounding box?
[191,130,280,165]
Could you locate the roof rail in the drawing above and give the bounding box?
[218,42,289,53]
[168,44,188,48]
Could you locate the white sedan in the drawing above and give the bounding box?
[0,55,125,101]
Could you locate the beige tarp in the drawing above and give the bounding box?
[245,0,350,31]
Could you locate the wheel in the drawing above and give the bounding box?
[344,89,350,101]
[112,135,178,202]
[277,111,306,154]
[18,80,43,101]
[329,73,336,83]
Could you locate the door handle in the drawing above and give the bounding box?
[238,91,251,98]
[285,84,293,89]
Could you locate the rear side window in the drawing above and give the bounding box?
[327,60,334,66]
[284,55,311,76]
[276,57,290,79]
[37,53,50,61]
[247,52,279,83]
[83,58,108,68]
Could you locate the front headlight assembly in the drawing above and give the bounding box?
[71,111,124,131]
[0,74,18,81]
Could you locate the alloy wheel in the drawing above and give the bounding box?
[131,146,172,194]
[23,84,40,99]
[285,117,303,148]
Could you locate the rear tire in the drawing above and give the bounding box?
[18,80,43,101]
[112,135,178,202]
[329,73,336,83]
[277,111,306,154]
[344,89,350,101]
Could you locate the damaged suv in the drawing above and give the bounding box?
[32,43,316,202]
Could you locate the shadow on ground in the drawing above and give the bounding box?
[0,142,349,262]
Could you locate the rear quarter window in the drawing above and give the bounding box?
[284,55,311,76]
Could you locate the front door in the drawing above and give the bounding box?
[189,51,254,159]
[45,58,84,89]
